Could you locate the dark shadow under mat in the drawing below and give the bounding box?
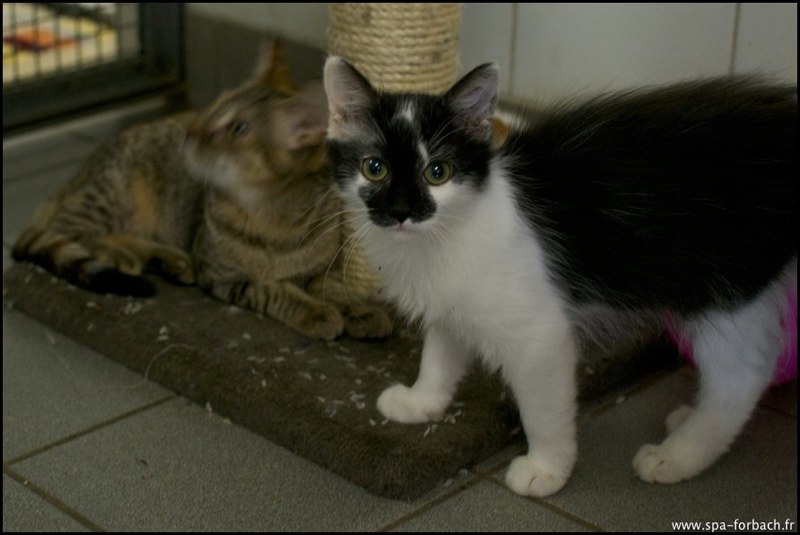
[3,261,678,500]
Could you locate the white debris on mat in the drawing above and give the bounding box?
[86,323,95,332]
[242,332,251,340]
[261,379,267,388]
[157,326,169,342]
[272,356,286,363]
[86,301,98,308]
[443,410,463,425]
[121,301,144,315]
[615,395,626,405]
[423,423,438,437]
[348,392,366,409]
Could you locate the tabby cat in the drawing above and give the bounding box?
[323,57,796,497]
[12,42,391,341]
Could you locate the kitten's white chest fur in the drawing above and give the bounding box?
[355,165,573,369]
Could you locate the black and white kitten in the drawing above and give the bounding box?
[323,58,797,497]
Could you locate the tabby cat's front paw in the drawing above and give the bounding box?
[298,303,344,341]
[344,304,393,339]
[506,455,570,497]
[153,248,195,285]
[377,384,450,424]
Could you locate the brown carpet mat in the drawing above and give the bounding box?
[3,261,678,500]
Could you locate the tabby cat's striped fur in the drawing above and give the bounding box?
[12,41,391,341]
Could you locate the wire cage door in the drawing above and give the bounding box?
[3,3,184,131]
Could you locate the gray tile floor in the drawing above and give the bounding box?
[3,101,797,532]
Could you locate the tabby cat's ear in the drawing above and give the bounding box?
[445,63,500,142]
[323,57,376,137]
[254,38,295,94]
[274,80,329,150]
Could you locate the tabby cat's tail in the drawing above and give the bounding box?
[11,224,156,297]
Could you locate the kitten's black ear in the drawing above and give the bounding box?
[323,56,377,137]
[254,38,295,94]
[445,63,500,141]
[274,80,329,150]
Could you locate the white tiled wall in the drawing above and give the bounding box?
[734,3,798,81]
[188,2,797,101]
[509,3,737,100]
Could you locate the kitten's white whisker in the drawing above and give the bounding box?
[319,217,373,309]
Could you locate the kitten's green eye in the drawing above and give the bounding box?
[230,121,249,137]
[361,158,389,182]
[423,161,453,186]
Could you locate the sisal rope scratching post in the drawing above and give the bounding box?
[327,4,462,301]
[328,3,462,95]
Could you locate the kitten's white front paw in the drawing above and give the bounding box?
[505,455,569,497]
[633,443,698,484]
[376,384,449,424]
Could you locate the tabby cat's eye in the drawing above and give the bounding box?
[423,161,453,186]
[361,157,389,182]
[230,121,249,137]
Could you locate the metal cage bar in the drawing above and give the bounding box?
[3,3,184,132]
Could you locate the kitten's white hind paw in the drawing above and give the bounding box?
[634,404,703,484]
[376,384,449,424]
[633,443,698,484]
[505,455,569,497]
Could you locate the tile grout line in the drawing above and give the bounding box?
[477,474,606,532]
[4,465,107,532]
[3,394,178,467]
[467,449,605,532]
[376,476,484,532]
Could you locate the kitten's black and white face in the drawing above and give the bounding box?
[324,58,500,237]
